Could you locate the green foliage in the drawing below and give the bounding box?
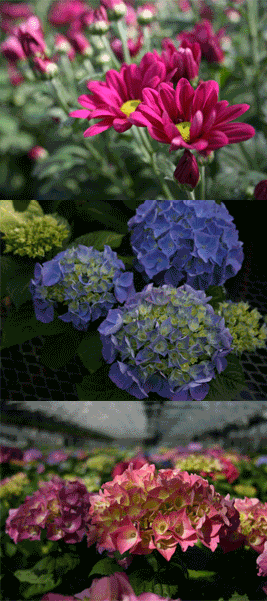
[32,145,90,182]
[76,331,104,373]
[0,111,34,154]
[70,230,125,252]
[88,557,124,578]
[39,328,83,369]
[204,354,246,401]
[0,302,69,350]
[206,285,227,311]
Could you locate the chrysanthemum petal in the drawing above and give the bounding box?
[204,129,229,149]
[215,103,251,126]
[175,78,194,119]
[218,122,255,143]
[113,118,132,132]
[190,109,203,139]
[69,109,91,118]
[83,119,114,136]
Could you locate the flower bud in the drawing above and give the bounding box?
[54,33,73,54]
[84,7,110,34]
[28,146,49,161]
[174,149,199,189]
[32,56,59,77]
[137,3,157,24]
[67,31,92,56]
[101,0,127,20]
[254,179,267,200]
[15,16,47,57]
[1,35,27,62]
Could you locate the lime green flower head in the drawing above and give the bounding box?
[174,454,223,474]
[86,454,117,472]
[0,472,29,499]
[233,484,257,498]
[3,213,70,259]
[217,301,267,354]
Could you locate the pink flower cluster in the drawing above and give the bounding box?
[41,571,182,601]
[233,496,267,554]
[112,454,148,478]
[86,462,240,561]
[0,445,24,464]
[5,476,92,544]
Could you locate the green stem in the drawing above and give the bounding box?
[247,0,260,115]
[59,54,78,101]
[116,19,131,64]
[84,137,132,196]
[186,189,196,200]
[200,164,206,200]
[132,126,175,199]
[101,35,121,69]
[50,77,69,113]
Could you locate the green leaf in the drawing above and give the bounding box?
[204,354,246,401]
[0,199,43,235]
[6,271,33,309]
[77,331,103,373]
[206,285,227,311]
[15,569,48,584]
[5,541,17,557]
[22,576,61,599]
[153,152,175,180]
[77,201,129,233]
[88,557,124,578]
[76,367,137,403]
[70,230,124,252]
[40,328,82,369]
[187,569,217,581]
[0,302,70,351]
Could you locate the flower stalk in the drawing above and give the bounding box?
[101,34,121,69]
[131,126,175,200]
[246,0,260,115]
[116,19,131,63]
[200,164,206,200]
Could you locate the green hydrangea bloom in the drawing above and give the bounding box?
[174,454,223,474]
[0,472,29,499]
[3,213,70,258]
[217,301,267,354]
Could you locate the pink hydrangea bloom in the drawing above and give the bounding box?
[233,496,267,554]
[46,450,69,465]
[112,454,148,478]
[69,53,169,136]
[0,445,24,463]
[5,476,92,545]
[129,78,255,155]
[86,462,240,560]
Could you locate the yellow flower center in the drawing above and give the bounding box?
[176,121,191,142]
[120,99,141,117]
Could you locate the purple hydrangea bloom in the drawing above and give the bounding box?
[128,200,244,289]
[98,283,233,401]
[29,245,135,331]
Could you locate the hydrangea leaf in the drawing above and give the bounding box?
[0,199,43,235]
[70,231,124,252]
[88,557,124,578]
[204,354,246,401]
[77,331,104,373]
[0,302,69,351]
[206,285,227,311]
[40,329,83,369]
[21,576,62,599]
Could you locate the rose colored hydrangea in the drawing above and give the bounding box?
[69,52,171,136]
[86,462,240,560]
[112,454,148,477]
[46,450,69,465]
[177,19,225,64]
[233,496,267,554]
[23,448,44,463]
[129,78,255,156]
[5,476,92,545]
[0,445,24,463]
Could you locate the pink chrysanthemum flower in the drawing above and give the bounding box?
[69,53,168,136]
[177,19,225,63]
[129,78,255,155]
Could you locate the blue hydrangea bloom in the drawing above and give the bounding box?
[98,283,233,401]
[29,245,135,331]
[128,200,244,289]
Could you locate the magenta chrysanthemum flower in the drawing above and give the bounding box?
[69,53,168,136]
[129,78,255,154]
[177,19,225,64]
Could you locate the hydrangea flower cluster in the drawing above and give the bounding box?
[0,472,29,499]
[217,301,267,354]
[86,462,240,560]
[62,473,101,492]
[172,453,239,484]
[233,496,267,554]
[2,213,70,259]
[127,200,244,289]
[98,283,233,401]
[0,445,24,464]
[5,476,91,544]
[29,245,134,331]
